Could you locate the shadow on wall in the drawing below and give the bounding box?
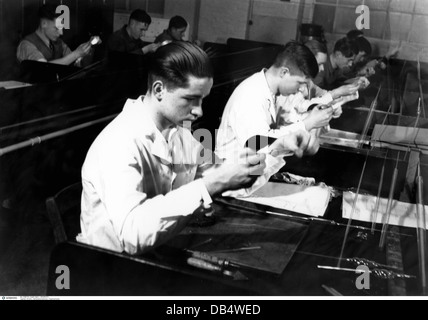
[0,34,22,81]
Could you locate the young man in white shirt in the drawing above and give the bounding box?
[277,40,362,126]
[78,42,311,255]
[216,41,328,162]
[215,41,331,197]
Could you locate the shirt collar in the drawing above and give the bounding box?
[258,69,277,105]
[123,97,175,164]
[122,25,139,43]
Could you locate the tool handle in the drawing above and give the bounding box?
[187,257,222,272]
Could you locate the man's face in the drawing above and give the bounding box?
[278,68,308,96]
[170,27,187,41]
[129,21,149,40]
[160,76,213,127]
[41,19,63,42]
[335,51,355,69]
[354,51,367,65]
[315,52,327,73]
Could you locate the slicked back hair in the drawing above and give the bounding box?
[148,41,213,92]
[346,29,364,41]
[38,4,61,23]
[129,9,152,25]
[354,36,372,55]
[169,16,188,30]
[273,41,319,79]
[333,37,359,58]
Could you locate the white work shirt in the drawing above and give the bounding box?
[78,97,212,255]
[216,69,307,198]
[216,69,306,161]
[277,80,333,124]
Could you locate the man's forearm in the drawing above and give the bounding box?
[49,51,80,65]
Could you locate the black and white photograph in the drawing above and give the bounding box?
[0,0,427,302]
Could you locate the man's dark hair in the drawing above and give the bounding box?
[129,9,152,25]
[168,16,188,30]
[273,41,319,79]
[353,36,372,55]
[333,37,359,58]
[38,4,61,22]
[304,39,327,56]
[148,41,213,92]
[346,29,364,41]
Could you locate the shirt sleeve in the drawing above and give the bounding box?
[62,42,72,57]
[16,40,46,62]
[269,122,307,138]
[228,92,280,147]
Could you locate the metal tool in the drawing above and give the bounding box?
[186,254,248,281]
[209,246,262,253]
[337,152,369,267]
[187,257,248,280]
[415,159,427,295]
[317,265,415,280]
[379,152,400,249]
[296,250,403,272]
[371,153,387,234]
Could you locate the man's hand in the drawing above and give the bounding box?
[269,130,312,158]
[142,43,162,54]
[202,149,266,196]
[357,64,376,77]
[74,42,92,59]
[303,106,334,131]
[306,128,321,156]
[330,83,359,99]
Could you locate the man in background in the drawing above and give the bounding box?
[216,41,326,196]
[17,4,92,65]
[108,9,160,55]
[155,16,188,44]
[313,37,359,90]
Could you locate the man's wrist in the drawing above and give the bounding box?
[71,51,80,61]
[329,89,339,100]
[302,118,313,132]
[202,175,223,197]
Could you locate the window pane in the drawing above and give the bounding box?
[130,0,147,11]
[115,0,128,10]
[148,0,164,15]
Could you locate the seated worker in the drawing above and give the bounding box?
[277,39,362,125]
[107,9,160,55]
[215,41,326,196]
[154,16,188,44]
[345,29,400,79]
[17,4,92,65]
[313,37,359,90]
[343,30,374,78]
[346,30,371,65]
[78,41,312,255]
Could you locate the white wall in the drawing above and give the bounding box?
[164,0,198,41]
[198,0,251,43]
